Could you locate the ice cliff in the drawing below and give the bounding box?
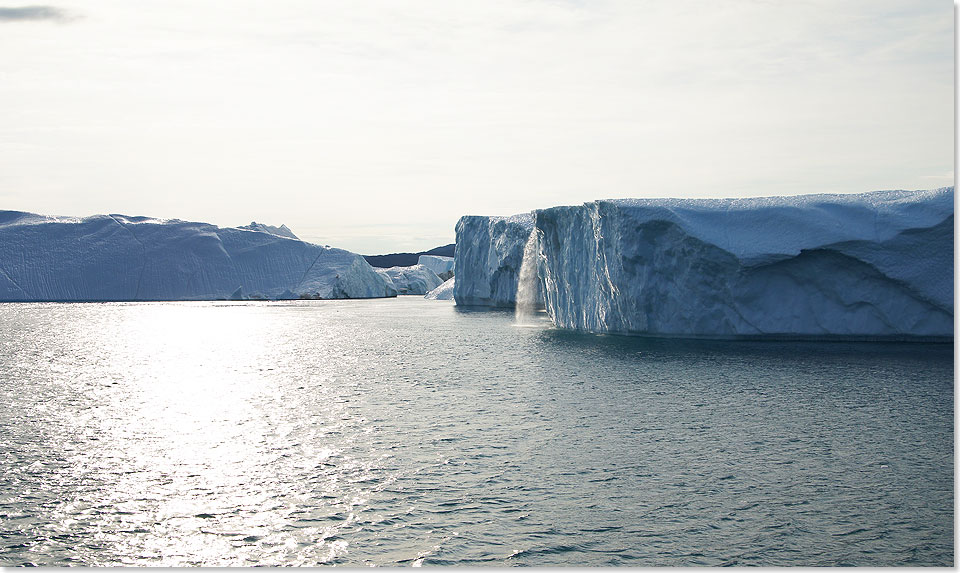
[376,264,443,295]
[453,213,534,307]
[0,211,396,301]
[455,188,953,339]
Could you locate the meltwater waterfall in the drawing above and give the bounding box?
[515,228,540,323]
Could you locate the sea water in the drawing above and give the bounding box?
[0,298,952,566]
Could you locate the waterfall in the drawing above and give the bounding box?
[515,228,539,323]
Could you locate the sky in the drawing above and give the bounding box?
[0,1,954,254]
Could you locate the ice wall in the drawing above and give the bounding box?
[453,188,953,339]
[453,213,533,307]
[534,188,953,339]
[0,211,396,301]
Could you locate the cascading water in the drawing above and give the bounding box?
[515,228,540,323]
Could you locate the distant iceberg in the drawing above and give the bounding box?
[454,187,954,339]
[0,211,396,301]
[376,264,443,295]
[418,254,454,281]
[425,277,454,300]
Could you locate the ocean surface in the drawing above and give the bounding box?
[0,297,953,566]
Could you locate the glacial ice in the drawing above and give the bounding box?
[453,213,534,307]
[237,221,299,240]
[418,255,455,281]
[376,264,443,295]
[0,211,396,301]
[455,188,954,339]
[424,277,455,300]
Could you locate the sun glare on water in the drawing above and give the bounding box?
[55,303,354,566]
[1,299,953,566]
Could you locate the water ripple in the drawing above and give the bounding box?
[0,299,953,566]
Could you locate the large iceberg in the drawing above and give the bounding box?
[376,264,443,295]
[455,188,954,339]
[0,211,396,301]
[453,213,533,307]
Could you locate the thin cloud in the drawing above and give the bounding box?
[0,5,71,22]
[919,172,954,181]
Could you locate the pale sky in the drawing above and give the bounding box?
[0,1,953,254]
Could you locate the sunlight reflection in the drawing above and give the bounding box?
[72,302,348,566]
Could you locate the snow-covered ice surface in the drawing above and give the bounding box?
[418,255,455,281]
[453,213,534,307]
[0,211,396,301]
[376,264,443,295]
[456,188,953,339]
[237,221,298,240]
[424,277,455,300]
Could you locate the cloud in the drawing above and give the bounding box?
[0,5,71,22]
[920,172,954,181]
[0,0,950,253]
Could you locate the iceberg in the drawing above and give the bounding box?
[418,254,455,281]
[455,188,954,339]
[363,244,454,269]
[0,211,396,301]
[453,213,534,307]
[376,264,443,295]
[424,277,455,300]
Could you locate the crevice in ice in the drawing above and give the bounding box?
[725,298,765,335]
[0,263,30,300]
[295,248,326,293]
